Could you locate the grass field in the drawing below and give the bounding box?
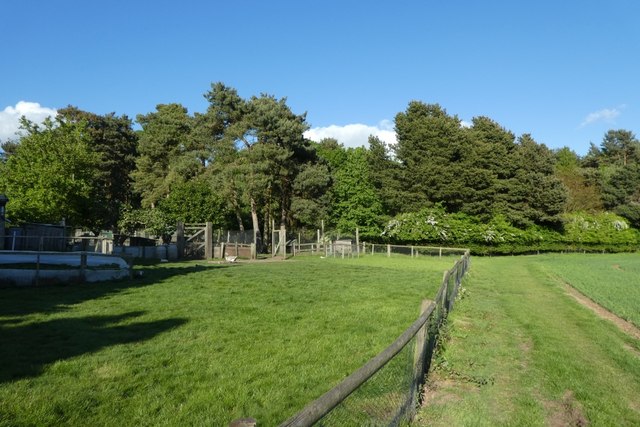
[535,253,640,327]
[0,255,455,426]
[417,255,640,426]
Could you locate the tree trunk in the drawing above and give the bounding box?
[280,180,290,227]
[250,196,263,252]
[235,209,244,232]
[263,208,270,252]
[231,188,244,231]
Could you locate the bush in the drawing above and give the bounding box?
[118,207,176,244]
[562,212,639,247]
[381,209,639,254]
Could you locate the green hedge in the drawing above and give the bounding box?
[381,208,639,255]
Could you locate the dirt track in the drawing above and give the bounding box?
[563,282,640,341]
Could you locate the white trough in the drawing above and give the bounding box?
[0,251,131,287]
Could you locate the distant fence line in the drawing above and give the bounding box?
[258,250,471,427]
[181,224,470,261]
[2,222,469,263]
[294,241,468,259]
[3,234,115,253]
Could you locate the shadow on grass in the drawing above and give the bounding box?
[0,311,187,383]
[0,262,229,317]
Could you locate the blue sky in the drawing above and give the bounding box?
[2,0,639,154]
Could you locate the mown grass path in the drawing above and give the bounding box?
[417,256,640,427]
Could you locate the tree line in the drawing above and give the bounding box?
[1,83,639,252]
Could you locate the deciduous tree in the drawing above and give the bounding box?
[0,118,99,226]
[331,147,384,235]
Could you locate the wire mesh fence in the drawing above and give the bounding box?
[310,315,440,427]
[315,337,419,426]
[278,250,471,427]
[305,242,468,260]
[213,229,257,245]
[3,234,114,253]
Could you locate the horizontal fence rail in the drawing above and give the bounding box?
[268,250,471,427]
[291,242,468,259]
[280,302,438,427]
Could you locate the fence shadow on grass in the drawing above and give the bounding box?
[0,263,231,317]
[0,311,187,384]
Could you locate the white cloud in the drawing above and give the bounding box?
[304,120,397,148]
[0,101,57,140]
[579,105,625,128]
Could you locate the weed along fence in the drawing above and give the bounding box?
[231,250,471,426]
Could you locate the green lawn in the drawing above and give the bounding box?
[0,255,455,426]
[417,255,640,427]
[535,253,640,327]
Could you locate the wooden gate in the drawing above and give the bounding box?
[181,223,213,259]
[271,224,287,258]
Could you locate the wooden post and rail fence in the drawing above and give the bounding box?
[231,250,471,427]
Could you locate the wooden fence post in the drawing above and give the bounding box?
[414,299,432,367]
[387,244,391,257]
[272,220,276,257]
[176,221,184,259]
[280,224,286,258]
[322,220,326,258]
[412,299,432,415]
[441,271,449,317]
[205,222,213,259]
[355,227,360,258]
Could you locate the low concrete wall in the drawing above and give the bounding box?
[0,251,131,287]
[0,268,130,287]
[0,252,128,268]
[113,244,178,260]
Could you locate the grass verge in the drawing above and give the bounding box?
[416,255,640,426]
[534,253,640,327]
